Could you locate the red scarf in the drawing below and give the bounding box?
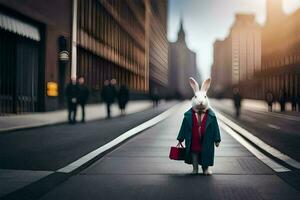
[191,109,208,152]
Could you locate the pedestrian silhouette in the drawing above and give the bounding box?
[151,87,159,107]
[291,95,297,111]
[65,77,80,124]
[266,91,274,112]
[279,89,286,112]
[117,84,129,116]
[101,79,117,119]
[297,94,300,112]
[233,87,242,118]
[78,76,89,123]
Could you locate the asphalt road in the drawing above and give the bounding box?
[0,102,176,171]
[210,99,300,162]
[36,102,300,200]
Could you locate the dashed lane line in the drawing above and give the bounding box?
[267,124,281,130]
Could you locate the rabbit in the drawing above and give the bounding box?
[189,77,211,113]
[176,77,221,175]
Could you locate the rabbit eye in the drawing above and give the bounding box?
[205,96,207,98]
[194,95,197,98]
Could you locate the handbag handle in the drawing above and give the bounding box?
[176,142,184,148]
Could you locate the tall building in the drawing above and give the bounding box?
[230,14,261,84]
[258,0,300,100]
[76,0,149,100]
[148,0,168,97]
[169,21,200,99]
[0,0,72,114]
[210,14,261,97]
[266,0,285,26]
[0,0,169,114]
[210,38,232,96]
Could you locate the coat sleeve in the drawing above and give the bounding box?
[213,117,221,143]
[177,117,186,142]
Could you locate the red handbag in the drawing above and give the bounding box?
[169,143,185,160]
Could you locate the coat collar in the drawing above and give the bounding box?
[184,107,215,129]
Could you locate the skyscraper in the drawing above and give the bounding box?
[211,14,261,97]
[259,0,300,101]
[169,21,200,99]
[0,0,169,114]
[148,0,169,98]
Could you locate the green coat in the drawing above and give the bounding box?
[177,108,221,167]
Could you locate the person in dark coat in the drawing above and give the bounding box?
[291,95,297,111]
[233,87,242,118]
[279,89,286,112]
[65,77,80,124]
[117,84,129,116]
[151,88,159,107]
[78,76,89,123]
[101,79,117,119]
[266,91,274,112]
[297,94,300,112]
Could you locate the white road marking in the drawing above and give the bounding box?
[219,121,290,172]
[267,124,281,130]
[57,102,185,173]
[216,111,300,170]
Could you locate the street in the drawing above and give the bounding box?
[210,99,300,162]
[1,0,300,199]
[1,101,299,200]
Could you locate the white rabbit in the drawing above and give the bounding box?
[189,77,211,113]
[189,77,218,175]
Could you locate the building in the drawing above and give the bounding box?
[210,38,232,97]
[169,21,200,99]
[148,0,168,98]
[0,0,72,114]
[257,0,300,101]
[0,0,169,114]
[76,0,150,101]
[211,14,261,98]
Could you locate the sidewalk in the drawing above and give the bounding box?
[220,98,300,117]
[0,101,153,133]
[37,101,300,200]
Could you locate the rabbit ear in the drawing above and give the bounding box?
[189,77,199,93]
[201,78,211,92]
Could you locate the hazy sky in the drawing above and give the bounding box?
[167,0,300,81]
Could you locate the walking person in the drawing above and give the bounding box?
[233,87,242,118]
[101,79,117,119]
[291,95,297,111]
[297,94,300,112]
[266,91,274,112]
[279,89,286,112]
[117,84,129,116]
[65,77,80,124]
[151,87,159,107]
[78,76,89,123]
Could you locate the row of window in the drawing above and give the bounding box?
[78,0,144,49]
[262,55,300,69]
[77,48,147,93]
[262,73,300,98]
[77,0,146,77]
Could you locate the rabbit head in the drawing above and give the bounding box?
[189,77,211,112]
